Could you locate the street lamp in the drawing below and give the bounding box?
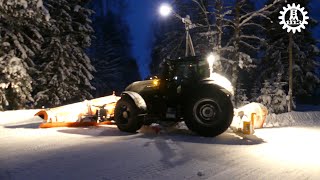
[159,3,172,17]
[158,3,196,57]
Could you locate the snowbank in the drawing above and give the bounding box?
[265,111,320,127]
[0,109,41,126]
[1,108,320,130]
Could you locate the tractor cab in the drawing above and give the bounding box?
[160,56,210,84]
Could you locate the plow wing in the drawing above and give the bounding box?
[35,94,120,128]
[231,102,268,134]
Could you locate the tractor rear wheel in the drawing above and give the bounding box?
[184,89,233,137]
[115,97,143,133]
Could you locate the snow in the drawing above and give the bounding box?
[1,109,320,179]
[312,45,320,53]
[19,0,28,9]
[0,83,8,89]
[2,42,10,47]
[74,5,81,12]
[0,110,41,125]
[36,0,43,8]
[265,111,320,127]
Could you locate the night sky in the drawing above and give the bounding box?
[126,0,320,79]
[126,0,158,79]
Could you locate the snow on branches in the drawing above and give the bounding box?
[0,0,95,109]
[257,74,288,114]
[0,0,49,109]
[34,0,95,108]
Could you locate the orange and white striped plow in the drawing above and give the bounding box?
[35,94,120,128]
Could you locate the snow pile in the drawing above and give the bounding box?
[265,111,320,127]
[0,110,41,126]
[139,122,190,135]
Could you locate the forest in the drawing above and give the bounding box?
[0,0,319,114]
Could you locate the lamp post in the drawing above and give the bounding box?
[288,32,293,112]
[159,3,196,57]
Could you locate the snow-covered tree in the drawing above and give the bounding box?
[257,75,288,114]
[250,82,260,101]
[0,0,50,110]
[34,0,95,107]
[260,0,320,100]
[272,73,288,114]
[235,83,249,107]
[257,80,273,113]
[153,0,281,102]
[223,0,281,94]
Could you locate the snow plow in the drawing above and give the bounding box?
[231,103,268,134]
[35,93,120,128]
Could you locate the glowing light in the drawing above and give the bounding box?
[159,3,172,17]
[209,73,234,95]
[153,79,160,86]
[206,53,216,68]
[207,52,219,76]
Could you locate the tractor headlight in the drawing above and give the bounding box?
[152,79,160,86]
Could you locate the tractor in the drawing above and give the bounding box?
[115,11,234,137]
[114,56,234,137]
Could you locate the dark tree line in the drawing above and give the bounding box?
[88,0,140,97]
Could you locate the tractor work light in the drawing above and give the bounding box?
[206,53,216,68]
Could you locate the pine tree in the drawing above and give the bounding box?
[235,83,249,107]
[272,73,288,114]
[257,76,288,114]
[0,0,49,110]
[250,82,260,101]
[257,80,273,113]
[260,0,320,101]
[88,1,140,97]
[34,0,95,107]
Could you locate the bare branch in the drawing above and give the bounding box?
[240,40,260,50]
[239,0,283,27]
[242,23,266,30]
[240,35,265,42]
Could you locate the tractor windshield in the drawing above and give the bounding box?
[161,57,209,81]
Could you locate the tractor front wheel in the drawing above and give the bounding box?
[114,97,143,133]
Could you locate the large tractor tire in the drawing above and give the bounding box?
[114,97,143,133]
[184,88,233,137]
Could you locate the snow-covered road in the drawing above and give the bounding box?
[1,111,320,179]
